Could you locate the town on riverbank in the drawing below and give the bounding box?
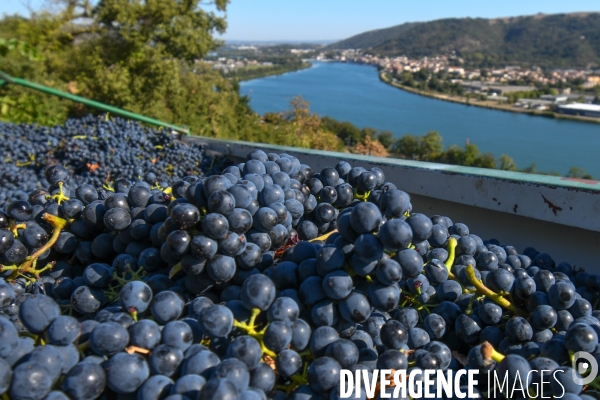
[315,49,600,122]
[200,42,600,122]
[200,42,315,81]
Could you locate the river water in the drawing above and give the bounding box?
[240,62,600,177]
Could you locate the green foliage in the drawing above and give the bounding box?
[419,131,444,160]
[505,90,544,104]
[392,134,420,158]
[321,116,363,146]
[393,69,464,96]
[332,13,600,68]
[391,130,443,161]
[0,2,338,149]
[567,166,594,180]
[95,0,228,63]
[390,131,507,170]
[0,33,70,125]
[259,96,344,151]
[498,155,518,171]
[0,38,43,60]
[376,131,394,148]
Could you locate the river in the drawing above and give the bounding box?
[240,62,600,177]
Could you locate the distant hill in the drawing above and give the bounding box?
[330,13,600,68]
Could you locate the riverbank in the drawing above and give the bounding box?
[378,72,600,125]
[228,62,312,82]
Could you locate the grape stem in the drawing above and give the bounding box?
[9,222,27,238]
[104,265,146,302]
[45,181,70,205]
[233,308,277,358]
[465,294,478,315]
[297,350,311,358]
[77,340,90,358]
[125,345,150,355]
[402,292,436,316]
[128,308,139,322]
[288,363,309,391]
[481,341,505,364]
[464,264,528,317]
[444,237,457,275]
[169,262,182,279]
[569,350,575,366]
[353,188,371,202]
[2,213,66,281]
[309,229,338,243]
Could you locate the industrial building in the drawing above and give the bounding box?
[556,103,600,118]
[458,81,536,94]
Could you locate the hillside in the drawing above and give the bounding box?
[331,13,600,68]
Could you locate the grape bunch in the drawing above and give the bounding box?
[0,117,599,400]
[0,115,218,208]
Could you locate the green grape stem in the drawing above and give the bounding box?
[3,213,66,281]
[481,341,505,364]
[444,237,457,275]
[45,181,70,205]
[464,264,528,317]
[233,308,277,358]
[353,188,371,201]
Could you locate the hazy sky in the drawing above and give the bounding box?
[3,0,600,41]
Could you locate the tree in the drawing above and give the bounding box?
[474,153,496,169]
[321,117,362,146]
[0,1,245,136]
[567,166,594,180]
[0,37,65,124]
[354,135,388,157]
[376,130,394,149]
[392,134,420,158]
[441,145,465,165]
[521,163,537,173]
[498,155,518,171]
[94,0,227,62]
[419,131,443,160]
[461,143,480,166]
[261,96,344,152]
[361,127,378,139]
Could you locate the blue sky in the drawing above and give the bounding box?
[3,0,600,41]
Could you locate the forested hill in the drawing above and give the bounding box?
[330,13,600,68]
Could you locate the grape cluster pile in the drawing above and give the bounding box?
[0,118,599,400]
[0,115,215,208]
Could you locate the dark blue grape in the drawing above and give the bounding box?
[565,323,598,352]
[138,375,174,400]
[225,335,262,370]
[104,352,149,393]
[47,315,81,345]
[19,294,60,333]
[241,274,275,311]
[307,356,341,392]
[10,361,53,400]
[0,317,18,357]
[150,291,185,324]
[349,202,382,234]
[339,291,371,323]
[198,377,236,400]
